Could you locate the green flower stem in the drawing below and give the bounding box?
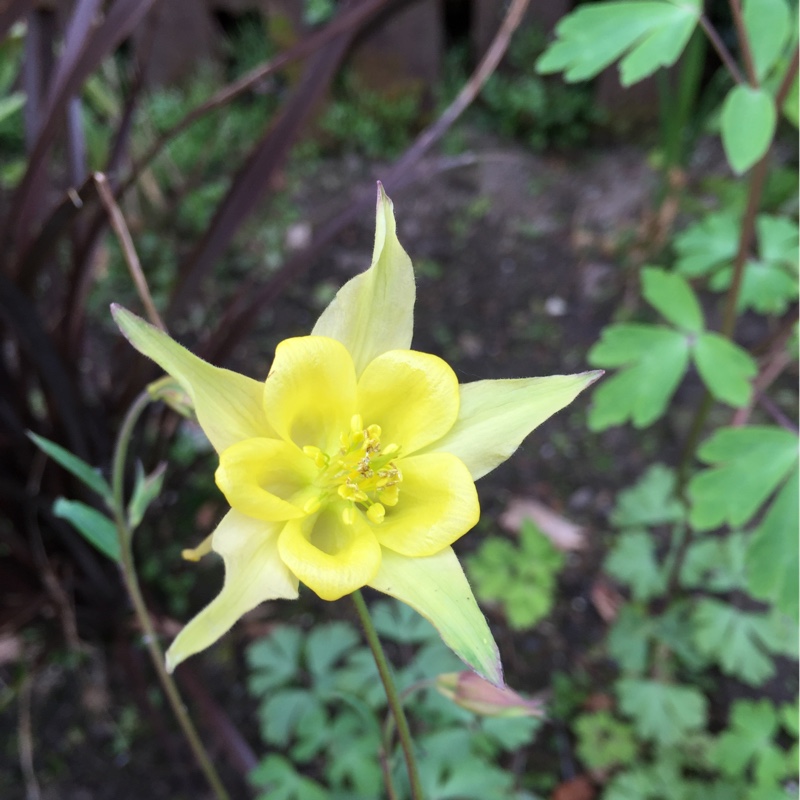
[112,389,231,800]
[351,589,423,800]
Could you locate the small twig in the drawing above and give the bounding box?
[18,673,41,800]
[698,14,745,85]
[390,0,532,176]
[757,393,798,433]
[728,0,758,85]
[94,172,166,332]
[731,339,794,427]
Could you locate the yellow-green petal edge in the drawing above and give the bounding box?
[426,372,603,480]
[111,305,274,452]
[369,546,503,686]
[312,184,415,375]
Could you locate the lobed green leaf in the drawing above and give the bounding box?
[605,530,666,601]
[617,678,707,746]
[692,332,756,407]
[747,466,799,621]
[536,1,701,86]
[674,211,738,278]
[691,599,776,685]
[588,326,690,429]
[641,267,703,332]
[610,464,685,528]
[688,426,798,530]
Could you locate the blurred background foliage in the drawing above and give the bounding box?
[0,0,797,798]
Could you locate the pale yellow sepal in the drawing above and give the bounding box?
[311,184,415,376]
[424,372,603,480]
[369,546,503,686]
[165,511,298,672]
[111,305,275,453]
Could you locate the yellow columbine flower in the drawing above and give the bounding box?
[112,186,600,684]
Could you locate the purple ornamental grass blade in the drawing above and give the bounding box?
[164,7,357,320]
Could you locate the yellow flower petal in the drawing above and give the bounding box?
[278,503,382,601]
[165,511,298,672]
[264,336,357,453]
[216,438,317,521]
[311,185,415,376]
[112,305,274,452]
[424,372,603,479]
[374,453,479,557]
[357,350,459,454]
[369,546,503,686]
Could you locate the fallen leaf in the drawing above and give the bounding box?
[552,774,596,800]
[500,497,586,551]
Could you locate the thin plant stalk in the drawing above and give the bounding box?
[351,589,423,800]
[111,390,231,800]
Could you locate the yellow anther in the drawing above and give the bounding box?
[182,534,213,562]
[382,443,399,456]
[367,503,385,524]
[366,424,381,440]
[338,481,368,503]
[380,484,400,507]
[303,445,329,468]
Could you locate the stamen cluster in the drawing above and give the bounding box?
[304,414,402,525]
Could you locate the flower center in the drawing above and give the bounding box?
[303,414,402,525]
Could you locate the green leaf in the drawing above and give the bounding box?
[0,91,24,124]
[610,463,685,528]
[536,1,701,86]
[608,606,653,674]
[127,462,166,529]
[588,325,690,429]
[305,622,360,684]
[712,699,780,778]
[371,598,439,644]
[605,530,666,601]
[617,678,707,746]
[467,522,564,630]
[711,259,799,314]
[250,754,328,800]
[783,70,798,125]
[680,531,748,592]
[29,432,112,501]
[759,214,799,265]
[260,689,323,745]
[720,85,777,174]
[52,498,120,562]
[575,712,638,770]
[706,215,799,314]
[691,599,775,685]
[674,212,738,277]
[747,466,799,620]
[743,0,791,82]
[688,426,798,530]
[247,626,304,694]
[641,267,704,332]
[692,332,756,407]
